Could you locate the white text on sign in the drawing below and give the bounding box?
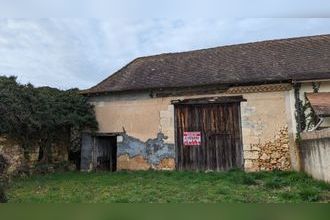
[183,132,201,146]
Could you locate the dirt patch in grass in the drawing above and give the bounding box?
[6,170,330,203]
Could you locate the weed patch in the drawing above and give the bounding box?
[298,186,320,202]
[264,176,288,189]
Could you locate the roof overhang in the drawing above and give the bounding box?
[292,78,330,84]
[306,92,330,117]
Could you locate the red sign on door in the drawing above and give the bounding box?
[183,132,201,146]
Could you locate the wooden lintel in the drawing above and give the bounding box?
[171,96,246,105]
[92,132,124,137]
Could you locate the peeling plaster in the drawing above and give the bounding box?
[117,132,175,166]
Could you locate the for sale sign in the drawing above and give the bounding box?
[183,132,201,146]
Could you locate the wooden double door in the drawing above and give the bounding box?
[175,101,243,171]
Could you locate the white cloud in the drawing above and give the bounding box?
[1,0,330,18]
[0,18,330,89]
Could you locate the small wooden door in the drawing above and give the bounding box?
[95,136,117,172]
[175,99,243,171]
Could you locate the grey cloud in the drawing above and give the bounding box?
[0,18,330,89]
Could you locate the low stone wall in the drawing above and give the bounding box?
[300,129,330,183]
[0,137,70,176]
[0,142,28,175]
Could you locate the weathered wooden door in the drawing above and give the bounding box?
[174,97,243,171]
[95,136,117,172]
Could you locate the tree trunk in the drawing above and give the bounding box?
[38,139,52,164]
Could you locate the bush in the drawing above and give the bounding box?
[298,187,320,202]
[225,170,257,185]
[34,163,55,175]
[264,176,288,189]
[0,76,98,166]
[0,155,7,175]
[0,154,8,203]
[0,185,7,203]
[242,174,257,185]
[280,191,297,200]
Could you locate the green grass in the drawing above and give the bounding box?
[6,170,330,203]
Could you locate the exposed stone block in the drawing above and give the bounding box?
[260,153,270,160]
[244,150,259,160]
[156,158,175,170]
[117,154,151,171]
[244,159,259,172]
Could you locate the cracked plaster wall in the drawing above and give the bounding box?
[89,87,295,171]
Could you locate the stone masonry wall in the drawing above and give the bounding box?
[244,127,291,171]
[0,137,70,176]
[0,140,27,175]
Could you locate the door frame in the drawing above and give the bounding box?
[92,133,121,172]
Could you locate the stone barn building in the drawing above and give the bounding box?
[81,34,330,173]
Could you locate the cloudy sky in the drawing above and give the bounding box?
[0,1,330,89]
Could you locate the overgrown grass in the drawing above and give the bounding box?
[6,170,330,203]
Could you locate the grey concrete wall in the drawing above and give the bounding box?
[300,129,330,182]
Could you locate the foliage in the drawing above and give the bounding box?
[294,82,322,138]
[294,83,306,138]
[7,171,330,203]
[304,82,321,131]
[298,186,321,202]
[304,95,319,131]
[0,154,7,175]
[0,186,7,203]
[0,75,97,163]
[264,176,288,189]
[0,155,8,203]
[312,82,321,93]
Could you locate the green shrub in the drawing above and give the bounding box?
[0,177,7,203]
[215,186,230,195]
[225,170,257,185]
[0,186,7,203]
[250,171,268,180]
[280,191,297,200]
[34,163,55,175]
[264,176,288,189]
[242,174,257,185]
[298,187,320,202]
[0,76,98,165]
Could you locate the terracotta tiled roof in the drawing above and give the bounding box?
[85,34,330,94]
[306,92,330,117]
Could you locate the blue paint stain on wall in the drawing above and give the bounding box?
[117,133,175,165]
